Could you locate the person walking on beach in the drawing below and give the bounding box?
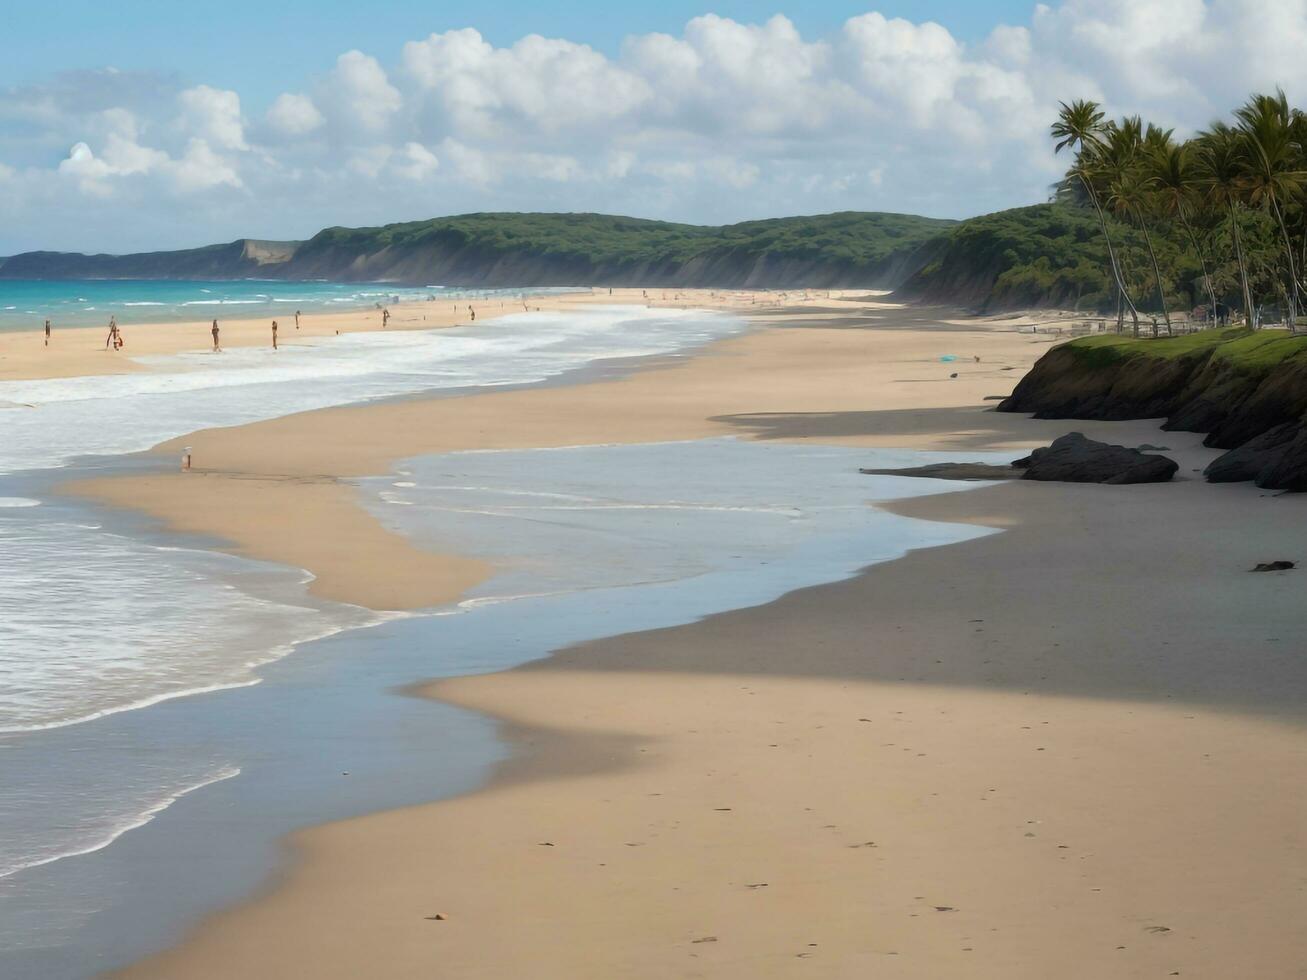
[469,305,476,321]
[294,309,301,330]
[382,307,390,328]
[44,319,51,347]
[271,319,279,350]
[211,319,221,352]
[105,315,119,350]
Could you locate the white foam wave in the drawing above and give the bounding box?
[0,307,743,474]
[0,497,40,507]
[0,765,241,880]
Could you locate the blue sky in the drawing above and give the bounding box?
[2,2,1304,253]
[4,2,1037,106]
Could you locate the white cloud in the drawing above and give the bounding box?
[403,28,650,136]
[177,85,247,150]
[167,138,242,192]
[322,50,401,134]
[266,93,324,136]
[12,1,1307,252]
[394,141,439,180]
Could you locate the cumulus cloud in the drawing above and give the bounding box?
[11,1,1307,252]
[177,85,247,150]
[266,92,324,137]
[394,141,439,180]
[322,50,402,135]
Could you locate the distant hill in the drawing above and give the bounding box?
[0,240,300,281]
[0,212,954,290]
[0,204,1220,313]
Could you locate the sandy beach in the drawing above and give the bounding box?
[17,290,1304,977]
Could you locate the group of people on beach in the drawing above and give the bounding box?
[39,299,471,356]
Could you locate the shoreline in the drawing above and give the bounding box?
[0,286,796,382]
[14,289,1306,977]
[117,429,1307,979]
[67,295,1069,611]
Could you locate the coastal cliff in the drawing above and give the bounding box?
[0,211,951,290]
[999,329,1307,490]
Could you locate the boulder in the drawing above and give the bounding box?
[1255,425,1307,491]
[1014,432,1179,484]
[1204,422,1299,484]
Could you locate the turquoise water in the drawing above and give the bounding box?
[0,279,556,330]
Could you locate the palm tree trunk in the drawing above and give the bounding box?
[1079,173,1141,328]
[1228,200,1256,328]
[1177,207,1218,329]
[1269,197,1300,333]
[1134,205,1173,335]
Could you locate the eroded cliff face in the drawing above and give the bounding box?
[0,238,931,290]
[998,330,1307,490]
[0,240,298,280]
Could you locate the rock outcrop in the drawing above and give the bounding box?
[859,462,1021,481]
[863,434,1178,485]
[999,330,1307,491]
[1014,433,1178,484]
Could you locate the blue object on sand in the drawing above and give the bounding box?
[940,354,958,362]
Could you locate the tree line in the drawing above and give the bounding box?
[1053,91,1307,335]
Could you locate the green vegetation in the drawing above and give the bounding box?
[899,203,1198,312]
[1061,326,1307,371]
[298,210,955,271]
[1045,92,1307,334]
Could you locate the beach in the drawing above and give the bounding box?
[5,289,1306,978]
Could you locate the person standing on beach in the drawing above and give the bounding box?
[294,309,301,330]
[44,319,51,347]
[211,319,221,352]
[271,320,279,350]
[105,315,118,350]
[382,307,390,328]
[469,305,476,321]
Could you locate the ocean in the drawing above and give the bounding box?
[0,294,1014,977]
[0,278,560,331]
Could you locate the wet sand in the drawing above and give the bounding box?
[72,295,1073,610]
[69,292,1307,978]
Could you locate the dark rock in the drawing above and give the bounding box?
[859,462,1021,481]
[1251,561,1295,572]
[1205,422,1298,483]
[1135,444,1171,451]
[1015,432,1179,484]
[1256,425,1307,491]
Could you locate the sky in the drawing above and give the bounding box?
[3,0,1307,253]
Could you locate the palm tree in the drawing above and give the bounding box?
[1101,117,1170,335]
[1147,137,1219,326]
[1196,123,1257,326]
[1235,90,1305,332]
[1051,100,1141,331]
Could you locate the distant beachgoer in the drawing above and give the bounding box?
[469,305,476,321]
[44,319,51,347]
[211,319,221,352]
[114,327,124,350]
[382,308,391,328]
[105,316,118,350]
[272,320,279,350]
[294,309,301,330]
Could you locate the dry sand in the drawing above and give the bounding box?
[60,291,1307,978]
